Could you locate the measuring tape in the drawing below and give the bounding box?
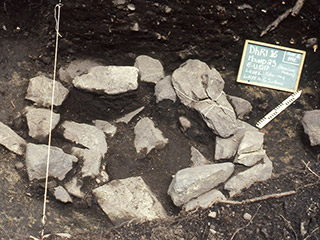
[256,90,302,129]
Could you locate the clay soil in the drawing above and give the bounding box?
[0,0,320,239]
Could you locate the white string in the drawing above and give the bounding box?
[41,2,62,238]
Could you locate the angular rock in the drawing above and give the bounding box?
[183,189,226,211]
[134,117,168,154]
[190,146,211,167]
[168,163,234,206]
[0,121,26,155]
[179,116,191,131]
[72,66,139,95]
[134,55,164,83]
[92,176,167,224]
[65,177,85,198]
[54,186,72,203]
[154,76,177,103]
[115,106,145,124]
[72,148,102,178]
[26,75,69,107]
[234,149,266,167]
[96,170,110,184]
[301,110,320,146]
[194,95,237,138]
[25,143,78,181]
[58,59,100,84]
[238,131,264,155]
[25,107,60,140]
[224,155,273,197]
[227,95,252,120]
[215,120,258,160]
[93,120,117,137]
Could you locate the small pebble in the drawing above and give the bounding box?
[127,4,135,11]
[15,161,24,169]
[208,211,217,218]
[243,212,252,220]
[131,22,139,32]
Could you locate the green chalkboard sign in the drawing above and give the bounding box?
[237,40,306,92]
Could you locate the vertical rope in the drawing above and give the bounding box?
[40,1,62,239]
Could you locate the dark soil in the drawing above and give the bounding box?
[0,0,320,239]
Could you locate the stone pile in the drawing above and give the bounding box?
[0,56,278,225]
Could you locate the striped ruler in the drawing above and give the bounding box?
[256,90,302,129]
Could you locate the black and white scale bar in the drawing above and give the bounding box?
[256,90,302,129]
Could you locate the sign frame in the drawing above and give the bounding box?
[237,40,306,92]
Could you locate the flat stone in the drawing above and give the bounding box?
[227,95,252,120]
[183,189,226,211]
[25,143,78,181]
[190,146,211,167]
[238,131,264,155]
[301,110,320,146]
[92,176,167,224]
[168,163,234,206]
[154,76,177,103]
[115,106,145,124]
[93,120,117,137]
[72,66,139,95]
[25,107,60,140]
[224,155,273,197]
[234,149,266,167]
[58,59,100,85]
[65,177,85,199]
[26,75,69,107]
[0,121,26,155]
[54,186,72,203]
[134,117,168,154]
[134,55,164,83]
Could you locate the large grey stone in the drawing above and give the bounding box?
[302,110,320,146]
[26,75,69,107]
[58,59,100,84]
[154,76,177,103]
[238,131,264,155]
[134,117,168,154]
[25,107,60,140]
[227,95,253,120]
[168,163,234,206]
[234,149,266,167]
[72,66,139,95]
[25,143,78,181]
[61,121,108,177]
[190,146,211,167]
[54,186,72,203]
[115,106,145,124]
[0,121,26,155]
[65,177,85,199]
[183,189,226,211]
[224,155,273,197]
[92,176,167,224]
[93,120,117,137]
[134,55,164,83]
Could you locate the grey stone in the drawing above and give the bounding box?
[134,117,168,154]
[194,94,237,138]
[0,121,26,155]
[134,55,164,84]
[115,106,145,124]
[25,107,60,140]
[54,186,72,203]
[61,121,108,177]
[112,0,126,6]
[26,75,69,107]
[179,116,191,131]
[154,76,177,103]
[301,110,320,146]
[238,131,264,155]
[234,149,266,167]
[72,66,139,95]
[227,95,252,120]
[92,176,167,224]
[243,213,252,220]
[96,170,110,184]
[15,161,24,169]
[190,146,211,167]
[224,155,273,197]
[65,177,85,199]
[93,120,117,137]
[25,143,78,181]
[206,68,225,100]
[183,189,226,211]
[237,4,253,10]
[168,163,234,206]
[130,22,140,32]
[215,120,258,160]
[58,59,100,84]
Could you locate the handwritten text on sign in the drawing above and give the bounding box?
[237,40,306,92]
